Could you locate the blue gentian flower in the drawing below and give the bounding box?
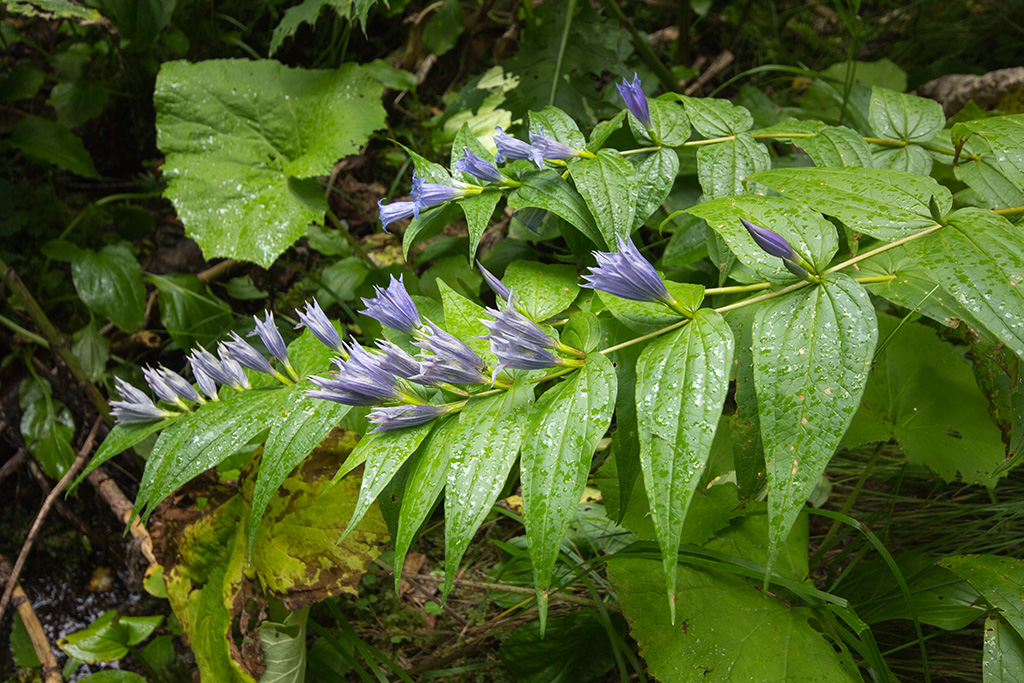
[477,263,510,302]
[295,298,344,353]
[455,148,504,183]
[113,377,151,407]
[189,348,235,389]
[110,379,177,423]
[481,295,562,377]
[528,126,581,168]
[192,364,219,401]
[142,366,177,404]
[248,311,289,366]
[412,321,490,385]
[360,274,422,334]
[378,199,416,234]
[582,235,672,304]
[494,126,533,164]
[368,403,453,433]
[158,367,203,404]
[375,339,421,380]
[222,332,276,376]
[306,341,403,406]
[617,73,651,129]
[216,345,251,389]
[740,218,796,260]
[411,172,471,217]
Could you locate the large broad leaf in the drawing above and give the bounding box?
[984,617,1024,683]
[632,148,680,228]
[955,143,1024,211]
[508,170,603,248]
[753,274,877,576]
[635,309,734,621]
[257,607,309,683]
[868,87,944,142]
[155,59,385,267]
[443,379,533,596]
[873,144,933,175]
[609,514,860,683]
[150,273,234,350]
[907,209,1024,360]
[58,610,162,662]
[502,261,579,320]
[942,555,1024,640]
[751,167,949,241]
[520,355,616,626]
[71,244,146,332]
[686,195,839,283]
[598,281,703,335]
[9,115,99,178]
[799,124,874,168]
[679,96,753,137]
[19,378,75,480]
[568,149,638,246]
[695,133,769,200]
[844,314,1006,485]
[952,114,1024,193]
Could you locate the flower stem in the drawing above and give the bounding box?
[619,146,662,156]
[993,204,1024,215]
[823,224,943,274]
[704,282,771,296]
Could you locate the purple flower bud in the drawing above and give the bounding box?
[111,377,177,423]
[455,147,504,183]
[740,218,796,260]
[411,172,470,217]
[477,263,510,302]
[378,199,415,234]
[222,332,276,376]
[216,345,251,389]
[114,377,151,406]
[295,298,344,353]
[159,367,203,404]
[368,403,453,433]
[142,366,177,404]
[617,73,651,129]
[248,311,289,365]
[189,348,237,389]
[360,274,422,334]
[582,235,672,304]
[375,339,421,380]
[481,294,562,375]
[412,321,490,385]
[306,340,403,406]
[528,126,581,168]
[494,126,533,164]
[193,364,219,401]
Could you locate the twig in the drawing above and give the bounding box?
[0,417,102,626]
[27,461,107,550]
[0,553,63,683]
[0,447,29,486]
[86,465,158,567]
[684,50,735,96]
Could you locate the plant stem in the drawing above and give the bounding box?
[619,146,662,156]
[325,208,377,268]
[993,204,1024,215]
[704,282,771,295]
[0,312,51,347]
[823,223,943,274]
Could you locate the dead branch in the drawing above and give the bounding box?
[86,465,158,568]
[0,552,63,683]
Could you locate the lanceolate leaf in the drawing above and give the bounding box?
[751,167,949,241]
[155,59,385,267]
[458,190,502,260]
[907,209,1024,359]
[76,418,179,489]
[635,309,734,621]
[520,354,616,628]
[695,133,770,200]
[443,379,534,596]
[753,274,877,578]
[508,170,604,248]
[568,149,638,246]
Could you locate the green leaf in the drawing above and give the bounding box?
[306,223,350,257]
[72,322,109,382]
[520,355,616,623]
[844,314,1006,485]
[270,0,377,54]
[502,261,579,320]
[869,87,945,142]
[508,170,604,248]
[225,275,268,301]
[645,96,692,147]
[587,110,625,151]
[75,418,178,490]
[48,79,108,129]
[6,0,101,19]
[695,133,770,200]
[598,281,703,334]
[799,125,874,168]
[458,190,502,260]
[437,279,492,362]
[443,379,534,595]
[753,274,877,577]
[679,96,753,136]
[9,115,99,178]
[635,309,734,620]
[907,209,1024,359]
[984,617,1024,683]
[155,60,385,267]
[499,610,622,683]
[393,418,458,590]
[569,149,638,247]
[76,672,148,683]
[257,607,309,683]
[751,167,949,240]
[632,148,679,228]
[58,610,162,662]
[955,145,1024,211]
[10,613,41,668]
[952,114,1024,193]
[686,195,839,282]
[72,244,146,332]
[19,378,75,480]
[316,257,370,303]
[943,555,1024,640]
[529,106,586,150]
[250,436,389,608]
[872,144,933,175]
[150,273,234,350]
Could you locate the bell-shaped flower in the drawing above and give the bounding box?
[528,126,581,168]
[158,367,203,404]
[142,366,178,404]
[582,235,672,304]
[192,363,219,401]
[368,403,453,433]
[360,274,422,334]
[306,341,403,406]
[375,339,421,380]
[110,379,177,423]
[189,348,235,389]
[478,263,510,303]
[222,332,277,376]
[378,199,415,234]
[481,296,564,378]
[412,321,490,385]
[295,298,344,353]
[411,172,472,217]
[617,73,651,129]
[455,148,504,183]
[494,126,533,164]
[740,218,796,260]
[248,311,289,366]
